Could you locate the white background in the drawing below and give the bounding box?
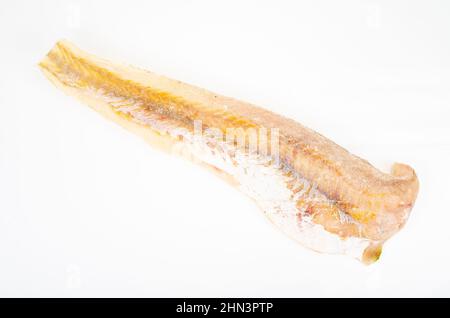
[1,0,449,297]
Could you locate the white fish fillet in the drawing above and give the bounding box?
[39,40,419,264]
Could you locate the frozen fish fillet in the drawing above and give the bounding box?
[39,40,419,264]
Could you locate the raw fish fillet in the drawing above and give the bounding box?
[39,40,419,264]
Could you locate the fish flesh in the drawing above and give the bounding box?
[39,40,419,264]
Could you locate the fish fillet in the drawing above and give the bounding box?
[39,40,419,264]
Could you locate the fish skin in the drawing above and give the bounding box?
[39,40,419,264]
